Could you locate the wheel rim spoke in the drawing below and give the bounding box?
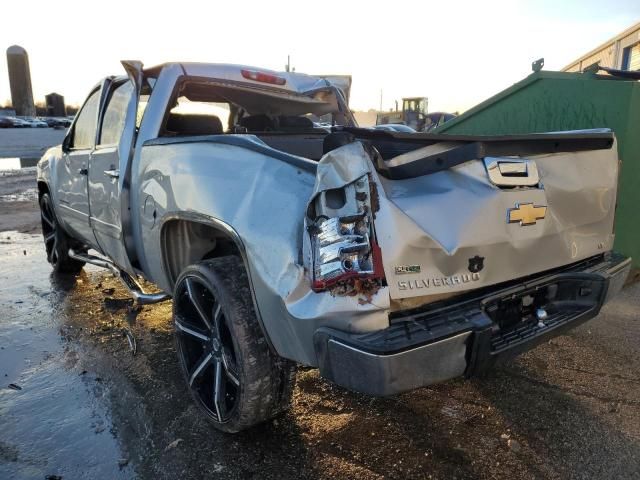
[212,304,223,339]
[41,199,57,263]
[185,278,213,331]
[41,213,54,228]
[213,359,225,420]
[44,232,55,245]
[189,352,213,387]
[221,349,240,386]
[176,274,240,423]
[175,317,210,342]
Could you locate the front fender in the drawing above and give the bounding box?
[36,146,59,189]
[36,146,64,218]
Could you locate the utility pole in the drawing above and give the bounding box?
[285,55,291,72]
[379,89,383,112]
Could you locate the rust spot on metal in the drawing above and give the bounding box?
[329,277,382,303]
[368,174,380,217]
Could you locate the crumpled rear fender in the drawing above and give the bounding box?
[134,137,390,365]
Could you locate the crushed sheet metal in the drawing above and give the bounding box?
[304,141,387,304]
[123,328,137,355]
[308,141,372,205]
[137,140,390,365]
[374,143,619,300]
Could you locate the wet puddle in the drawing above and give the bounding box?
[0,233,135,479]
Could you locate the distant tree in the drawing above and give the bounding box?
[35,100,47,116]
[66,105,79,116]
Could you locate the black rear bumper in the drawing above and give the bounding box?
[314,253,631,396]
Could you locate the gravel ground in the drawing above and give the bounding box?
[1,136,639,479]
[1,229,638,480]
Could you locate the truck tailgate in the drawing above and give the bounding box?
[305,130,618,305]
[373,139,619,301]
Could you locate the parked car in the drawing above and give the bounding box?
[423,111,457,131]
[372,123,417,133]
[37,61,630,432]
[41,117,71,128]
[2,116,30,128]
[41,117,60,127]
[23,117,48,128]
[0,117,13,128]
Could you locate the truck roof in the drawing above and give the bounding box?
[130,61,354,119]
[143,62,346,96]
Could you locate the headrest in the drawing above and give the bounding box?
[278,116,314,129]
[166,113,223,135]
[323,131,356,154]
[238,114,275,132]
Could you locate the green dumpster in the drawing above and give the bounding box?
[434,70,640,278]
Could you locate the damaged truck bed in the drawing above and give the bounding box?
[36,61,630,432]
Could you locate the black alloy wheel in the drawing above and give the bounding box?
[173,257,296,432]
[39,192,84,273]
[174,274,241,423]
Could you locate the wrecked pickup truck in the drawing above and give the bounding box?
[37,61,631,432]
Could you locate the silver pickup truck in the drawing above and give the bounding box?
[37,61,630,432]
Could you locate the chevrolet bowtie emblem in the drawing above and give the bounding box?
[508,202,547,226]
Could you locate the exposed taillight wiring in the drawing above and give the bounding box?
[308,174,385,297]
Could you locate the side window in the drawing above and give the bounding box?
[71,89,101,149]
[136,76,156,128]
[99,81,134,146]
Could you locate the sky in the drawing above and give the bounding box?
[1,0,639,114]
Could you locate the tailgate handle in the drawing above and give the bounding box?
[484,158,539,187]
[498,162,527,176]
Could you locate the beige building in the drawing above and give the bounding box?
[563,21,640,72]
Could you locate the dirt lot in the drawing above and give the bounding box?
[1,164,639,479]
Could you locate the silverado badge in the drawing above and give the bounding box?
[508,203,547,226]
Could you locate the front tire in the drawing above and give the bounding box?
[39,192,85,274]
[173,256,296,433]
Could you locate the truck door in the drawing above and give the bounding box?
[87,62,143,271]
[55,85,102,245]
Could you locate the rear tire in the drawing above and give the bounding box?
[173,256,296,433]
[39,192,85,274]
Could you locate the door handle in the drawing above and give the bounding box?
[104,169,120,179]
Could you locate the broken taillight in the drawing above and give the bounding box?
[308,175,385,294]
